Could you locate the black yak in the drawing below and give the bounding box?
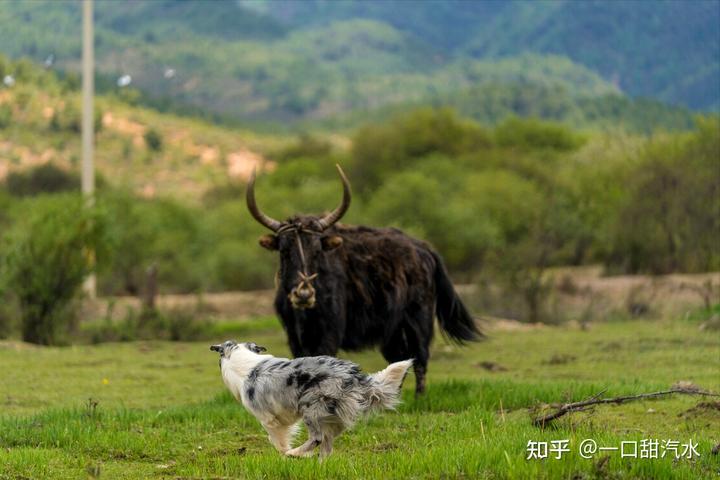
[247,165,482,394]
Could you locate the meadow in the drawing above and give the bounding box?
[1,316,718,479]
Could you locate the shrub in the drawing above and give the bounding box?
[352,107,491,192]
[5,163,79,197]
[494,117,585,151]
[0,103,12,129]
[5,195,109,344]
[98,191,208,294]
[81,306,212,343]
[608,117,720,273]
[144,128,163,151]
[274,133,332,162]
[53,103,81,132]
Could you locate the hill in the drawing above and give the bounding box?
[0,0,714,125]
[0,54,286,200]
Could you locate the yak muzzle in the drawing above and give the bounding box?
[290,284,316,309]
[289,272,318,310]
[210,344,224,354]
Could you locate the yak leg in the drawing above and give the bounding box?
[381,315,431,396]
[283,310,341,357]
[413,303,433,395]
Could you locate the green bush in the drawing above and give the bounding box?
[274,133,332,162]
[608,117,720,273]
[494,117,585,151]
[49,103,81,133]
[5,195,110,344]
[144,128,163,151]
[0,103,12,129]
[98,190,208,295]
[363,159,549,272]
[81,307,211,344]
[351,107,492,192]
[4,163,80,197]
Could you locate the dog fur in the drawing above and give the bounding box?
[210,340,413,458]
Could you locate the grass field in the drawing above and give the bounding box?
[1,317,718,479]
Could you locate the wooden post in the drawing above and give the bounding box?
[82,0,96,298]
[142,263,158,313]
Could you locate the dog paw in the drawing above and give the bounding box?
[285,448,313,458]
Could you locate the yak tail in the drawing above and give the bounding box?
[432,250,484,343]
[367,360,414,411]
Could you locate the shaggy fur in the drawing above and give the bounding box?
[262,216,483,395]
[211,340,413,458]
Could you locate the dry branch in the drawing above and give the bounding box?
[533,387,720,427]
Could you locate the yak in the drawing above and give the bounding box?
[246,165,482,395]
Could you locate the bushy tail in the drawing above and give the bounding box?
[367,359,414,411]
[432,251,484,342]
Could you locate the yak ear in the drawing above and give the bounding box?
[259,234,278,251]
[321,235,343,251]
[246,342,267,354]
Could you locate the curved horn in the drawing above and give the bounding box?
[317,164,352,231]
[246,167,283,232]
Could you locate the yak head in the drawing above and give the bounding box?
[246,164,350,310]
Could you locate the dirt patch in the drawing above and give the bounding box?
[671,380,707,393]
[102,112,146,137]
[370,442,398,453]
[542,354,577,365]
[81,290,277,322]
[475,361,508,372]
[679,401,720,418]
[487,318,546,332]
[0,341,40,351]
[699,314,720,331]
[226,149,263,180]
[79,271,718,324]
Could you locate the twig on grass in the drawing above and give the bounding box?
[533,387,720,427]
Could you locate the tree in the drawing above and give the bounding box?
[6,195,109,344]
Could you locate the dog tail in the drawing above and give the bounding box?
[367,359,413,411]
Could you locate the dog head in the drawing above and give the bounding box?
[210,340,267,358]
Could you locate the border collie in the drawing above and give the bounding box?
[210,340,413,458]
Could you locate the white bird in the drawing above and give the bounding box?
[117,74,132,88]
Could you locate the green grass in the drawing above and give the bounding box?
[1,319,718,479]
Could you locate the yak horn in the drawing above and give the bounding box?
[317,164,352,231]
[246,167,283,232]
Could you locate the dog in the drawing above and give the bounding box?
[210,340,413,458]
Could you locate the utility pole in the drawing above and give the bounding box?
[82,0,96,298]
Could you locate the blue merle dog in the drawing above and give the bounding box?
[210,340,413,458]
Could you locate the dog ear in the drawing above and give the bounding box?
[246,342,267,354]
[321,235,343,251]
[259,234,278,251]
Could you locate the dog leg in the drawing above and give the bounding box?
[263,422,294,454]
[285,415,323,458]
[285,438,320,458]
[319,434,335,459]
[319,420,344,460]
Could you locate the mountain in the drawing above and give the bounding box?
[261,0,720,110]
[0,0,715,125]
[461,0,720,110]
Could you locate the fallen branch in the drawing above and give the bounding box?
[533,387,720,427]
